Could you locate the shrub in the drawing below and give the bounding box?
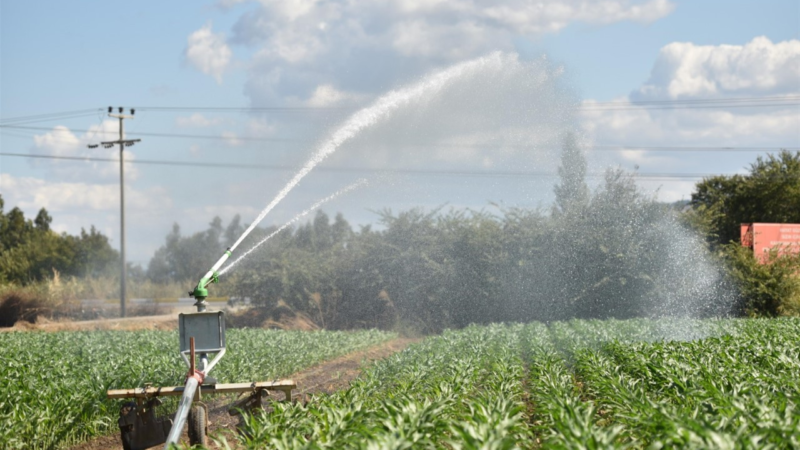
[722,243,800,316]
[0,290,51,327]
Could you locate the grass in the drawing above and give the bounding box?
[0,273,242,324]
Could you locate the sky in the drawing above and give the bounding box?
[1,0,799,267]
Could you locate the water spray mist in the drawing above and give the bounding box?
[190,53,506,301]
[221,179,368,275]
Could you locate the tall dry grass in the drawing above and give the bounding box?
[0,272,240,325]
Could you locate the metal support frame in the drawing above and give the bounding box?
[106,248,296,448]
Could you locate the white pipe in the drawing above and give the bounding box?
[199,250,231,287]
[164,377,199,448]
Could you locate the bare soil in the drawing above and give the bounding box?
[69,337,418,450]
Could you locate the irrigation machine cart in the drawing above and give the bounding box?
[107,257,296,450]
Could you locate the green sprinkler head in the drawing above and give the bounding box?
[191,283,208,300]
[190,271,219,300]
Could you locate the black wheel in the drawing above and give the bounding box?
[188,404,207,446]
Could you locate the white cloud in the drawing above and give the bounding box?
[483,0,674,34]
[1,174,174,262]
[32,126,80,156]
[635,36,800,100]
[176,113,223,128]
[30,121,140,182]
[580,37,800,200]
[258,0,321,21]
[227,0,675,105]
[185,23,232,83]
[0,174,172,213]
[182,204,260,223]
[390,20,494,59]
[221,131,243,146]
[305,84,358,107]
[580,97,799,164]
[245,117,277,137]
[582,37,800,146]
[636,179,697,203]
[321,53,576,175]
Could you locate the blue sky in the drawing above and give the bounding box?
[2,0,799,266]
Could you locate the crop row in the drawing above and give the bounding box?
[232,324,530,449]
[225,318,800,449]
[0,328,394,450]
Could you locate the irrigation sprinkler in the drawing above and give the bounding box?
[106,248,296,450]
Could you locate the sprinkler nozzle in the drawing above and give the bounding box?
[190,283,208,300]
[190,249,231,301]
[190,271,219,300]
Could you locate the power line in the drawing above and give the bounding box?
[1,126,797,152]
[0,109,103,125]
[132,101,800,113]
[135,106,349,113]
[0,125,297,142]
[0,151,772,180]
[577,102,800,111]
[131,95,800,112]
[0,112,103,126]
[591,95,800,104]
[2,95,795,125]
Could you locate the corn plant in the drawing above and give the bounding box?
[0,328,393,449]
[229,318,800,449]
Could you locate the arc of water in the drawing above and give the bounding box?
[220,179,368,275]
[226,52,504,255]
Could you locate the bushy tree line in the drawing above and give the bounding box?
[0,195,118,284]
[146,216,245,284]
[150,135,735,331]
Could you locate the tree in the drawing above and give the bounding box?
[69,226,119,277]
[223,214,244,248]
[147,216,240,283]
[553,132,589,215]
[0,195,118,283]
[690,150,800,245]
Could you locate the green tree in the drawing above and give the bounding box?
[690,150,800,245]
[553,132,589,215]
[69,226,119,277]
[147,216,243,283]
[0,195,117,283]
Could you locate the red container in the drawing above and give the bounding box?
[740,223,800,262]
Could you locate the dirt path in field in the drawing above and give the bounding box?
[69,337,419,450]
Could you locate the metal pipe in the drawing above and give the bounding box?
[163,377,198,448]
[189,337,195,376]
[166,337,202,448]
[201,249,231,286]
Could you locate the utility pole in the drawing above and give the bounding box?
[89,107,141,317]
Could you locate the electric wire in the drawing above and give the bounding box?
[1,127,797,152]
[588,95,800,105]
[577,102,800,111]
[0,151,779,180]
[131,95,800,112]
[0,109,103,125]
[2,95,796,125]
[0,125,298,142]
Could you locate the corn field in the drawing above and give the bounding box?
[2,319,799,449]
[0,329,393,449]
[233,318,800,449]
